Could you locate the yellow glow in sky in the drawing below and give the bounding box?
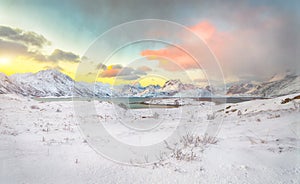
[137,75,167,87]
[0,57,10,65]
[0,56,46,75]
[0,56,79,78]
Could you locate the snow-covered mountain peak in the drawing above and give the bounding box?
[35,69,73,81]
[163,79,182,86]
[162,79,185,91]
[162,79,198,92]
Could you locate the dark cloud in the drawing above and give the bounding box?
[96,63,107,70]
[118,67,134,76]
[71,0,299,29]
[0,25,81,64]
[0,26,18,37]
[0,38,47,61]
[0,25,51,48]
[48,49,80,63]
[0,38,28,56]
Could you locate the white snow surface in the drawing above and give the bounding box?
[0,93,299,183]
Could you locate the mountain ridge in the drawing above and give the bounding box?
[2,69,298,98]
[227,73,300,97]
[0,70,211,97]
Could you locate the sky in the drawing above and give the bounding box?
[0,0,299,86]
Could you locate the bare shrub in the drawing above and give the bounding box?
[207,113,216,120]
[164,133,218,162]
[30,105,40,110]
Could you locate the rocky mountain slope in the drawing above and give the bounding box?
[227,73,300,97]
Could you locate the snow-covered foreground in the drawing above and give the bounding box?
[0,94,299,183]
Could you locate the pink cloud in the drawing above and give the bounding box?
[141,20,218,71]
[141,10,288,78]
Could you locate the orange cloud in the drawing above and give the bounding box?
[100,68,120,77]
[141,48,200,71]
[141,21,216,71]
[141,14,286,78]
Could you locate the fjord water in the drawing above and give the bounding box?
[34,97,266,109]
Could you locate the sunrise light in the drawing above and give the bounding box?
[0,57,10,65]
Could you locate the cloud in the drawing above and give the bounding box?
[141,46,200,71]
[48,49,80,63]
[68,0,299,79]
[111,64,123,69]
[0,38,28,56]
[137,66,152,72]
[0,38,47,61]
[99,64,148,80]
[96,63,107,70]
[0,25,81,64]
[133,70,146,76]
[141,7,300,79]
[0,25,51,48]
[100,68,120,77]
[120,74,140,80]
[2,0,299,80]
[119,67,134,75]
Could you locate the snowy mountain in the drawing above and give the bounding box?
[74,82,111,97]
[0,70,211,97]
[113,79,212,97]
[174,88,212,97]
[227,82,260,96]
[10,70,75,97]
[252,74,300,97]
[158,79,211,97]
[227,73,300,97]
[113,84,162,97]
[112,83,145,97]
[161,79,195,91]
[1,70,111,97]
[138,85,161,97]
